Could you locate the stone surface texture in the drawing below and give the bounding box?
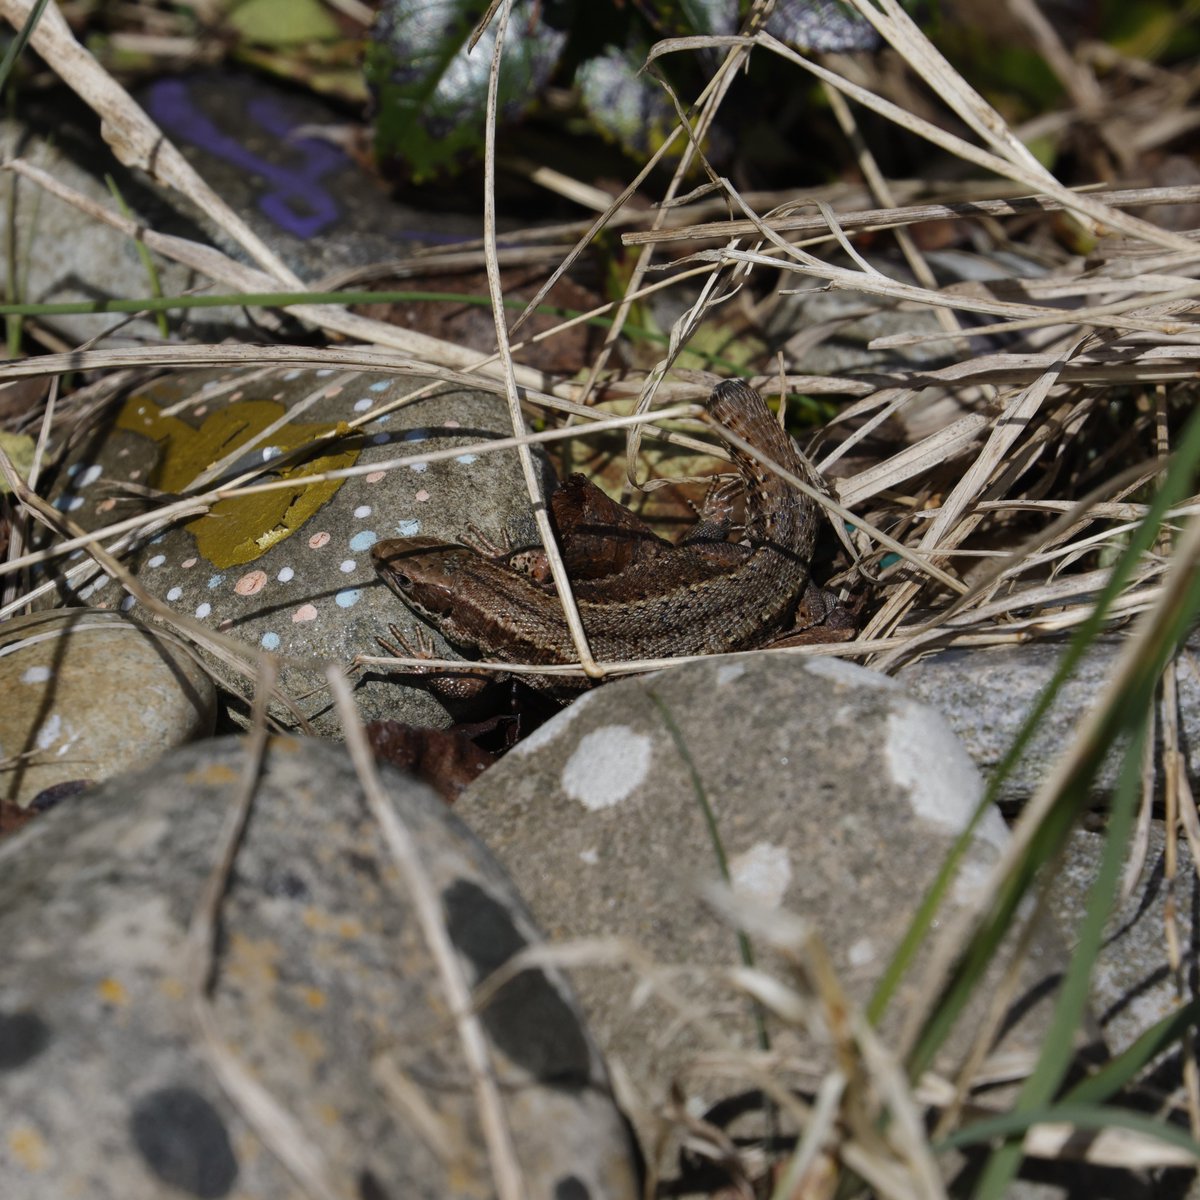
[897,638,1200,805]
[454,653,1066,1134]
[49,366,547,733]
[0,735,638,1200]
[0,609,216,807]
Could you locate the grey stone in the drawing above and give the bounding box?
[0,735,639,1199]
[453,652,1067,1147]
[48,366,547,733]
[1050,822,1199,1062]
[0,608,216,807]
[2,73,484,347]
[896,638,1196,806]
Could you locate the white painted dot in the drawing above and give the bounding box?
[340,559,356,573]
[77,464,103,487]
[167,587,182,602]
[354,505,372,518]
[316,368,334,377]
[261,445,281,462]
[354,398,372,411]
[394,519,420,536]
[35,713,63,750]
[716,663,746,685]
[21,666,52,684]
[579,848,599,865]
[277,566,294,583]
[370,380,390,392]
[730,842,792,909]
[283,369,301,380]
[456,453,477,465]
[886,699,1006,848]
[120,595,136,611]
[409,462,428,473]
[561,727,652,811]
[147,554,166,568]
[195,602,212,619]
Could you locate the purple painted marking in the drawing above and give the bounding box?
[146,79,343,239]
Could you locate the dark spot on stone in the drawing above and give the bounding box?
[359,1167,394,1200]
[0,1010,50,1070]
[30,779,92,810]
[347,851,381,883]
[130,1086,238,1198]
[442,878,590,1086]
[266,868,310,900]
[555,1176,592,1200]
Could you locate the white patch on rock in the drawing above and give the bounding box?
[79,895,180,970]
[579,848,599,865]
[806,657,900,691]
[730,842,792,908]
[561,727,652,811]
[848,936,876,968]
[21,665,52,685]
[886,699,1007,848]
[34,713,64,751]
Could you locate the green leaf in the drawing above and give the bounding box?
[367,0,568,182]
[227,0,339,46]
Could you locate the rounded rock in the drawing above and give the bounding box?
[0,610,217,808]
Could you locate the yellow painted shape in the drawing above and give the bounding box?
[117,394,362,568]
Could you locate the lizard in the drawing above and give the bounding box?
[370,379,841,693]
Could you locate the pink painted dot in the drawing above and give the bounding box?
[293,604,319,623]
[229,391,244,402]
[181,557,198,569]
[97,499,117,513]
[365,471,385,484]
[217,618,234,631]
[235,569,268,596]
[271,391,284,401]
[193,405,207,417]
[308,532,331,549]
[444,419,461,428]
[414,489,430,503]
[323,385,343,397]
[128,469,143,481]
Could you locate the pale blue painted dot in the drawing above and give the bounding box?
[167,586,183,601]
[456,453,477,465]
[349,531,377,551]
[277,566,294,583]
[316,368,334,377]
[371,432,390,445]
[207,574,225,589]
[54,495,84,512]
[283,369,301,380]
[120,595,136,612]
[196,602,212,619]
[261,445,281,462]
[69,549,84,560]
[67,463,81,477]
[395,519,420,536]
[150,533,166,544]
[147,554,166,568]
[261,631,281,650]
[409,462,428,473]
[353,398,372,412]
[354,504,371,518]
[370,380,390,392]
[335,588,361,608]
[78,464,103,487]
[77,584,94,600]
[93,575,110,591]
[340,559,355,574]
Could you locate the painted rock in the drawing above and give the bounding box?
[455,653,1070,1161]
[0,609,216,808]
[1,74,484,346]
[48,366,546,732]
[0,735,640,1199]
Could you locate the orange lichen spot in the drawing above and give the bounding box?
[97,977,128,1005]
[185,763,240,786]
[9,1124,49,1172]
[159,976,186,1001]
[226,932,281,990]
[290,1027,328,1063]
[300,986,327,1010]
[337,917,364,940]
